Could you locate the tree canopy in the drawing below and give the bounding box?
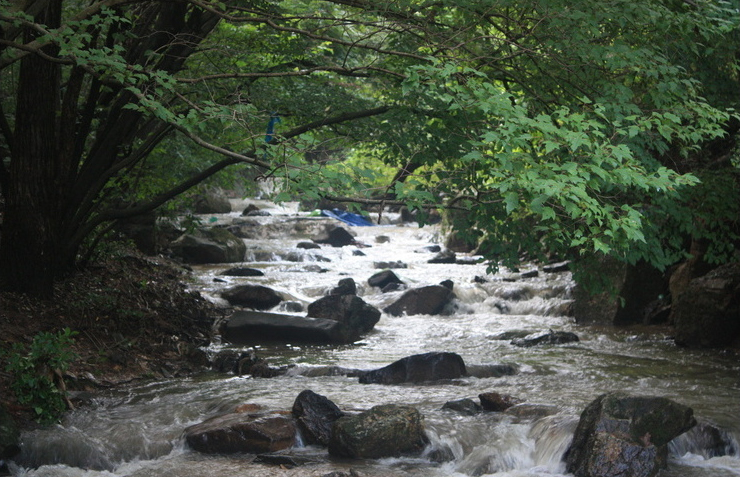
[0,0,738,296]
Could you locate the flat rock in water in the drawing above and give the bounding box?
[222,310,351,344]
[359,351,467,384]
[383,285,454,316]
[185,413,296,454]
[328,404,428,459]
[511,330,579,347]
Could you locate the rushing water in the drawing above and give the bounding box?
[9,200,740,477]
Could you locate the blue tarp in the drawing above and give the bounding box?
[321,209,375,226]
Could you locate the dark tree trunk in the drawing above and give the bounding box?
[0,0,66,296]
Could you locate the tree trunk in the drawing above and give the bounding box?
[0,0,66,296]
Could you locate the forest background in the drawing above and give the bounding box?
[0,0,739,424]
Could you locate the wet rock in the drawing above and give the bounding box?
[185,413,296,454]
[511,330,579,347]
[292,390,344,446]
[565,392,696,477]
[479,392,524,412]
[465,363,519,378]
[383,285,454,316]
[440,279,454,290]
[297,241,321,249]
[417,244,441,253]
[329,278,357,296]
[0,404,19,464]
[220,267,264,277]
[427,250,456,264]
[313,226,356,247]
[222,310,361,345]
[672,261,740,348]
[504,403,560,420]
[278,301,304,313]
[520,269,539,278]
[192,189,232,214]
[359,352,467,384]
[170,227,246,264]
[307,294,381,337]
[442,398,481,415]
[375,235,391,244]
[211,349,242,373]
[543,261,570,273]
[373,260,407,269]
[329,404,428,459]
[445,230,476,253]
[241,203,260,216]
[352,249,366,256]
[246,210,271,217]
[381,282,404,293]
[367,270,403,289]
[669,421,739,459]
[221,284,283,310]
[321,469,361,477]
[253,453,318,467]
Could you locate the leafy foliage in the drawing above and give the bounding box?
[2,329,78,424]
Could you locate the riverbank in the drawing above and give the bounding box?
[0,249,221,428]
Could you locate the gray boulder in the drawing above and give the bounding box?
[328,404,428,458]
[478,392,524,412]
[511,330,579,347]
[442,398,481,416]
[367,270,403,289]
[565,392,696,477]
[329,278,357,296]
[292,390,344,446]
[170,227,246,264]
[192,189,232,214]
[221,310,361,345]
[185,413,296,454]
[359,351,466,384]
[313,226,356,247]
[221,284,283,310]
[307,294,381,336]
[220,267,264,277]
[383,285,454,316]
[672,261,740,348]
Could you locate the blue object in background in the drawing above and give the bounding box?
[321,209,375,226]
[265,112,281,143]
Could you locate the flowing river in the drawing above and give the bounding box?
[9,200,740,477]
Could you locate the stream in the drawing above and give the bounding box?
[9,199,740,477]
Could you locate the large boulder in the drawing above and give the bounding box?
[184,413,296,454]
[571,256,668,326]
[367,270,404,289]
[306,294,381,336]
[192,189,232,214]
[672,261,740,348]
[292,390,344,446]
[328,404,428,459]
[383,285,454,316]
[221,284,283,310]
[313,226,357,247]
[359,352,467,384]
[170,227,246,264]
[221,310,361,345]
[565,392,696,477]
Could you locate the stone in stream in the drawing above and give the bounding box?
[478,392,524,412]
[312,225,357,247]
[328,404,428,459]
[184,413,296,454]
[565,392,696,477]
[359,351,467,384]
[306,294,381,336]
[292,390,344,446]
[328,278,357,296]
[383,285,454,316]
[221,284,283,310]
[510,330,579,347]
[669,421,740,459]
[219,267,264,277]
[442,398,482,416]
[169,227,246,264]
[221,310,370,345]
[367,269,404,289]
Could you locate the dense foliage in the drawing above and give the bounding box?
[0,0,738,295]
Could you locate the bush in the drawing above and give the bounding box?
[3,328,78,424]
